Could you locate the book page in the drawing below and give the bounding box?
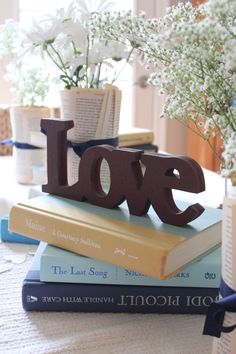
[212,196,236,353]
[95,84,122,138]
[13,146,47,185]
[30,131,47,148]
[60,89,103,142]
[60,86,121,185]
[60,86,121,143]
[113,88,122,138]
[10,107,51,144]
[95,84,113,138]
[67,147,110,186]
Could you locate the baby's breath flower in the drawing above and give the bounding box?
[138,0,236,180]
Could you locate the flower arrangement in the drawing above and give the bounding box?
[24,0,144,90]
[0,20,50,107]
[140,0,236,183]
[99,0,236,183]
[4,0,236,183]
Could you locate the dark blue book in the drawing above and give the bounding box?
[22,244,219,313]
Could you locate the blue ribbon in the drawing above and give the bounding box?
[1,139,41,150]
[41,127,118,157]
[67,137,118,157]
[1,137,118,154]
[203,278,236,337]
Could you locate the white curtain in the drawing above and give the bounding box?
[0,0,19,104]
[133,0,188,155]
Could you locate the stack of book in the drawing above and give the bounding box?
[7,193,222,314]
[118,127,158,153]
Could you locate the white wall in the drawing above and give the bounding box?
[0,0,19,20]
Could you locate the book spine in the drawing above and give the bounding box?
[40,253,221,288]
[9,206,166,279]
[22,281,219,314]
[0,216,39,245]
[125,143,158,152]
[119,133,154,147]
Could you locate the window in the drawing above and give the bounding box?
[1,0,188,154]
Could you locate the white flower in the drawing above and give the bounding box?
[0,20,20,58]
[141,0,236,180]
[101,41,130,61]
[26,18,63,47]
[24,0,138,89]
[63,19,87,52]
[225,39,236,72]
[0,19,50,106]
[74,0,116,20]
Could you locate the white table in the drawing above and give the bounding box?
[0,156,224,354]
[0,156,42,218]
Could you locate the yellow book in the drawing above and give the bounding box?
[118,127,154,147]
[9,195,222,280]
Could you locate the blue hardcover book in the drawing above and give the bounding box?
[22,244,219,313]
[40,242,221,288]
[0,214,39,244]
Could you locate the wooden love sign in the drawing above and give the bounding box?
[41,119,205,226]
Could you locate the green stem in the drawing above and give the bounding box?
[94,62,102,88]
[85,35,90,88]
[46,44,77,87]
[178,118,223,163]
[111,47,134,84]
[48,44,68,73]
